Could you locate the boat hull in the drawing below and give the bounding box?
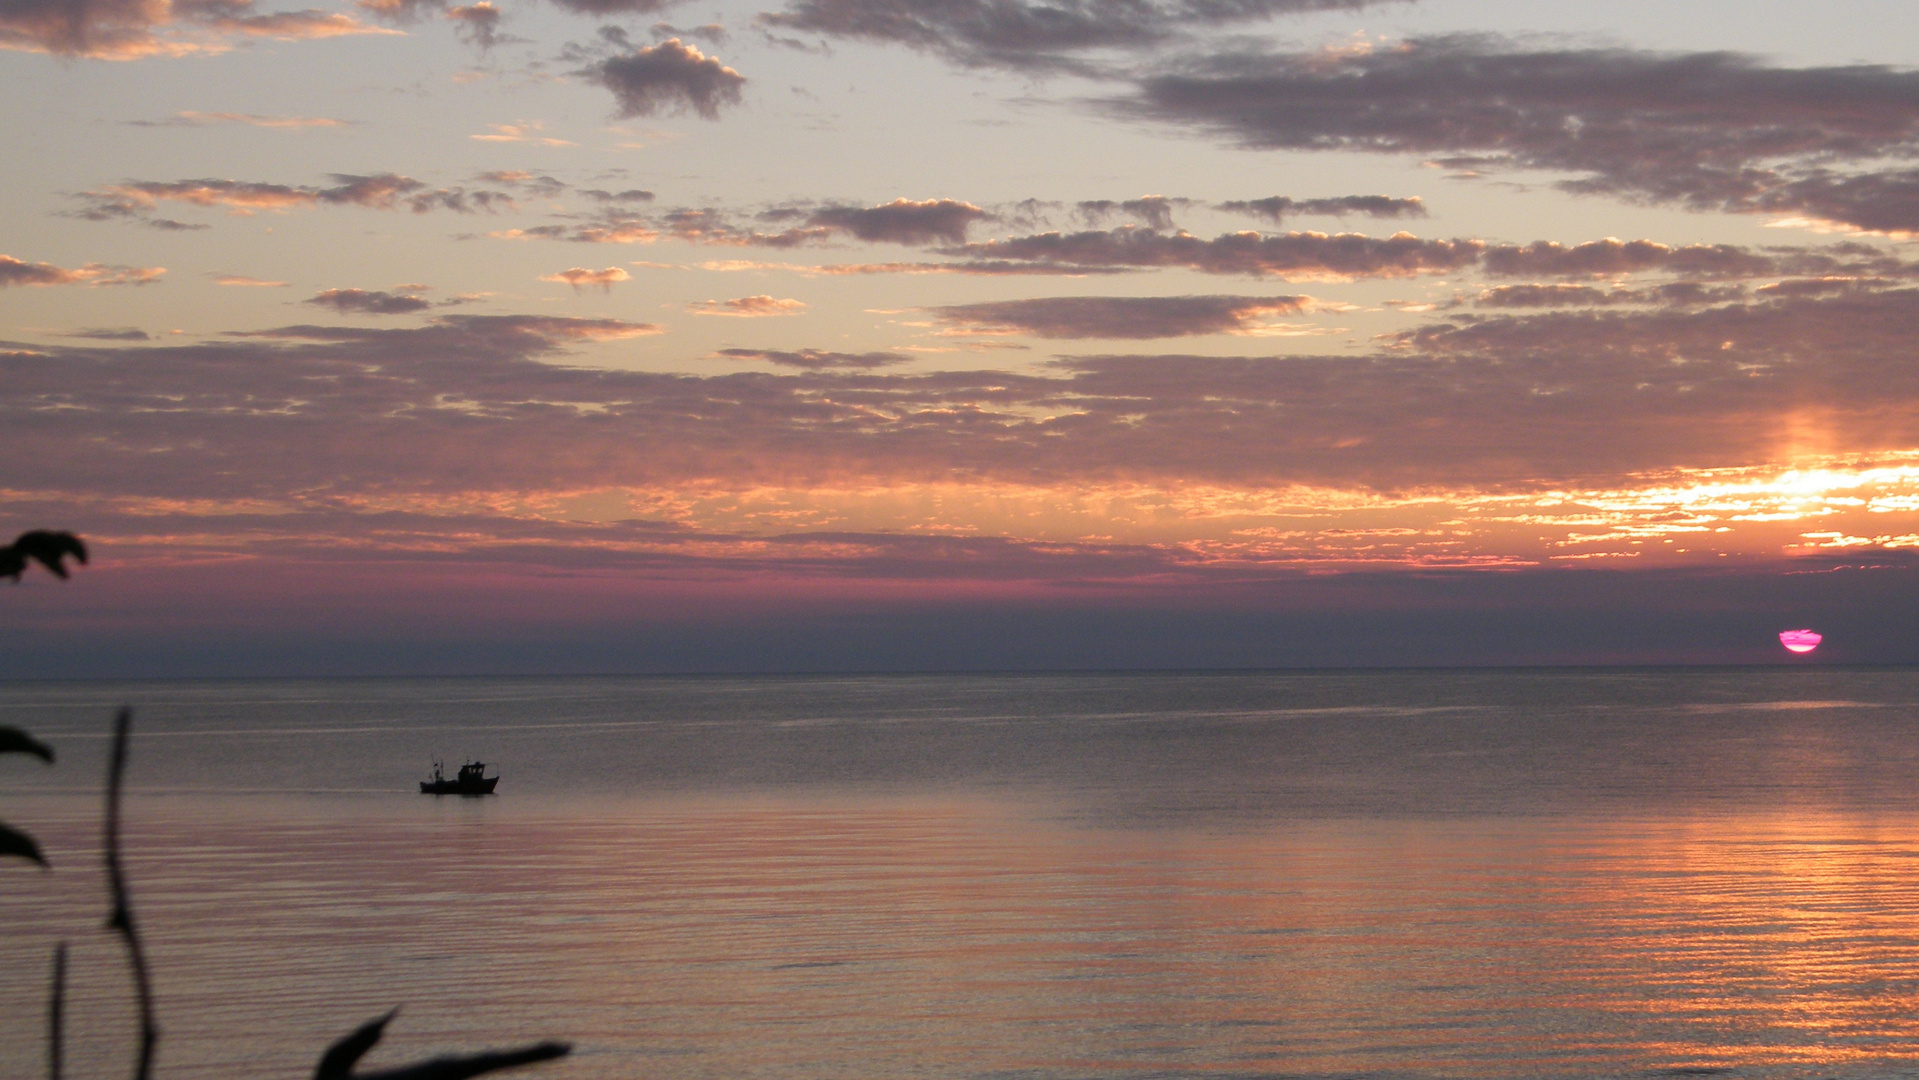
[420,777,498,795]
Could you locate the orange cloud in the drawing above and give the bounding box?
[0,0,395,59]
[688,295,806,317]
[0,255,163,286]
[541,267,631,291]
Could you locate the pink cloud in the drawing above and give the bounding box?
[688,295,805,316]
[541,266,631,291]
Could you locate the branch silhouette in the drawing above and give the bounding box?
[2,531,88,581]
[314,1010,570,1080]
[104,707,159,1080]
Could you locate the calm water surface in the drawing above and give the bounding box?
[6,669,1919,1079]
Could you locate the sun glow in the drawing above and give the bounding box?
[1780,629,1823,654]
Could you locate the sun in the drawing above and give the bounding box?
[1779,629,1823,654]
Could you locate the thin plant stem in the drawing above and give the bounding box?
[103,707,156,1080]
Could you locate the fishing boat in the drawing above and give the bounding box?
[420,759,498,795]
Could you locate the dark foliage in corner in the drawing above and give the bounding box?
[1,725,54,865]
[1,531,88,582]
[0,532,74,865]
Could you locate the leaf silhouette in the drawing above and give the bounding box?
[0,819,47,866]
[2,530,88,582]
[315,1010,397,1079]
[314,1012,569,1080]
[0,725,54,762]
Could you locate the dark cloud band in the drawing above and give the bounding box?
[945,227,1482,279]
[13,291,1919,504]
[1116,36,1919,233]
[761,0,1408,70]
[931,294,1309,338]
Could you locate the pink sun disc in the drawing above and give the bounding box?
[1779,629,1823,654]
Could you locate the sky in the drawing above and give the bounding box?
[6,0,1919,674]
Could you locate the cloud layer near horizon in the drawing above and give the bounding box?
[12,288,1919,515]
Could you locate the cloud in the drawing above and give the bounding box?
[479,171,569,197]
[1217,195,1425,223]
[506,198,981,249]
[1,255,92,287]
[541,266,631,290]
[60,327,150,340]
[1751,170,1919,236]
[0,0,176,57]
[445,1,497,47]
[85,178,319,214]
[0,0,397,57]
[1116,35,1919,234]
[239,313,662,346]
[139,217,212,231]
[644,257,1136,276]
[78,173,514,224]
[17,291,1919,541]
[688,295,806,316]
[1075,196,1188,230]
[489,225,582,241]
[211,274,289,286]
[1753,277,1886,300]
[353,0,441,19]
[197,7,400,40]
[587,38,746,120]
[804,198,988,245]
[306,287,434,314]
[356,0,655,33]
[1472,282,1748,308]
[34,288,1919,637]
[760,0,1408,71]
[546,0,677,14]
[945,226,1482,279]
[0,255,163,286]
[939,226,1886,283]
[580,188,655,203]
[1481,238,1775,279]
[651,20,726,46]
[930,294,1309,338]
[472,122,575,146]
[132,110,351,127]
[718,348,908,369]
[430,313,662,340]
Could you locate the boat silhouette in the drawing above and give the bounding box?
[420,759,498,795]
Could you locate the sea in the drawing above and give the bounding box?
[6,669,1919,1080]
